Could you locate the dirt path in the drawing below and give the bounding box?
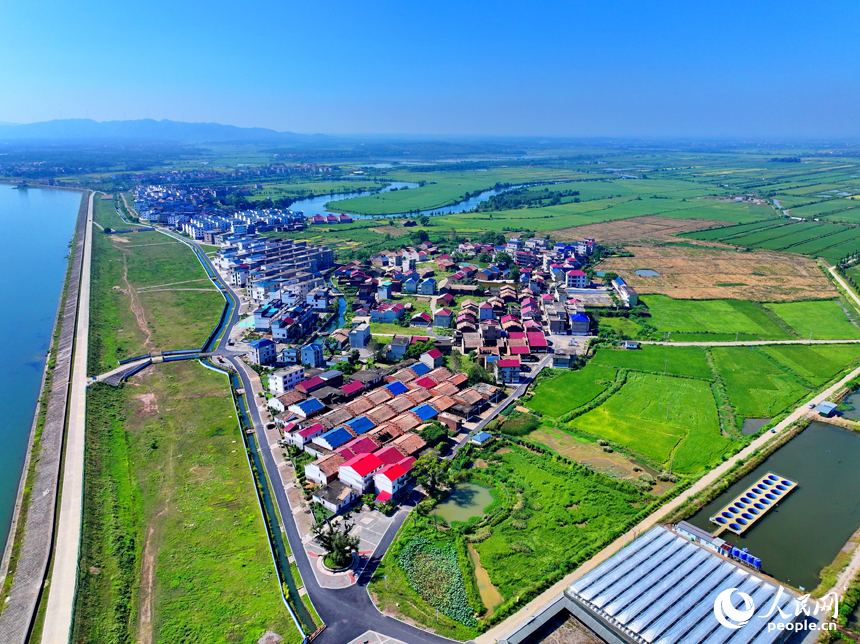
[135,388,173,644]
[114,239,154,348]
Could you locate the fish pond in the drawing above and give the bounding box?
[434,483,494,525]
[689,421,860,591]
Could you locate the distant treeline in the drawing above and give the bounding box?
[770,157,801,163]
[476,186,580,211]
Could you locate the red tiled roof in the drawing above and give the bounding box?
[510,346,530,354]
[426,349,442,359]
[498,358,521,367]
[413,376,438,389]
[379,463,407,482]
[527,332,548,347]
[342,453,383,477]
[340,381,365,396]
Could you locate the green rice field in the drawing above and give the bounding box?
[526,365,617,417]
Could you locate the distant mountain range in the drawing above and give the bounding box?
[0,118,321,143]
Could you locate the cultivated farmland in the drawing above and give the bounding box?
[570,373,730,474]
[642,295,792,339]
[764,301,860,339]
[590,345,712,380]
[526,365,617,418]
[760,344,860,386]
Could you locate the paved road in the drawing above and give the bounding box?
[39,191,95,644]
[476,363,860,644]
[228,357,461,644]
[640,339,860,346]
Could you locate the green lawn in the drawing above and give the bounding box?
[570,373,730,474]
[642,295,792,339]
[590,345,713,380]
[765,300,860,339]
[597,316,643,338]
[711,347,810,418]
[74,362,300,644]
[526,365,617,417]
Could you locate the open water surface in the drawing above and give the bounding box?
[689,421,860,590]
[0,185,81,557]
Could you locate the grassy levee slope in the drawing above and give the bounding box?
[89,198,223,373]
[74,363,299,644]
[570,372,731,474]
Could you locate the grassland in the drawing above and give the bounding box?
[371,444,645,636]
[590,345,713,379]
[74,363,299,644]
[760,344,860,386]
[526,365,617,417]
[88,199,223,373]
[570,373,730,474]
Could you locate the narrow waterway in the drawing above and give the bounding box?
[688,421,860,590]
[0,185,82,557]
[289,182,524,219]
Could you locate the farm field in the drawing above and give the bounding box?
[683,219,860,263]
[760,344,860,386]
[74,363,298,644]
[764,300,860,339]
[710,347,810,419]
[596,316,643,338]
[570,372,730,474]
[590,345,712,380]
[526,365,617,417]
[641,295,793,339]
[551,215,734,246]
[598,245,834,301]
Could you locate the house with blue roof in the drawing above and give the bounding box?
[385,381,409,396]
[313,427,353,450]
[411,404,438,422]
[344,416,376,435]
[471,431,493,446]
[569,313,590,336]
[409,362,431,377]
[248,338,277,365]
[287,397,325,419]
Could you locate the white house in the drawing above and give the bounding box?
[313,480,358,514]
[349,323,370,349]
[338,453,384,492]
[248,338,277,365]
[565,269,587,289]
[268,365,305,395]
[373,461,414,503]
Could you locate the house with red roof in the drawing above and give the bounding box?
[285,422,324,448]
[433,308,453,328]
[295,376,325,395]
[339,452,384,492]
[420,348,444,370]
[339,380,365,399]
[374,458,416,502]
[410,311,432,327]
[495,358,522,384]
[527,332,549,353]
[565,269,587,288]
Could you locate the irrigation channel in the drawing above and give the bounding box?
[688,421,860,591]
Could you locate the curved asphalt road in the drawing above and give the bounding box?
[166,234,461,643]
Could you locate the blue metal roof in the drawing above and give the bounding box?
[319,427,352,449]
[295,398,324,414]
[409,362,431,376]
[570,313,590,322]
[411,404,438,422]
[345,416,376,435]
[472,431,492,444]
[385,381,409,396]
[248,338,275,348]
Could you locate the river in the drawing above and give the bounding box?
[0,185,82,557]
[288,181,523,219]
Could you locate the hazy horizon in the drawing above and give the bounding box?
[2,0,858,138]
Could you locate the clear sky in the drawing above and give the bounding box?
[2,0,858,137]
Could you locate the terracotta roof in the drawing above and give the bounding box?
[391,413,422,433]
[364,388,394,405]
[454,388,484,406]
[367,423,404,443]
[405,388,433,404]
[366,404,397,424]
[277,390,307,407]
[427,367,452,381]
[448,373,469,387]
[430,381,459,397]
[313,454,345,477]
[318,407,354,430]
[391,432,427,456]
[390,369,417,384]
[428,395,456,413]
[346,397,375,416]
[386,395,416,414]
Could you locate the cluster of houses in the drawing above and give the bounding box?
[308,213,354,225]
[133,185,307,238]
[266,350,504,513]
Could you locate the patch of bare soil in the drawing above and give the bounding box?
[112,236,131,243]
[370,225,411,237]
[598,244,836,301]
[134,393,158,415]
[552,215,733,246]
[112,240,154,348]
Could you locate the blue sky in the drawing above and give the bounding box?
[2,0,858,137]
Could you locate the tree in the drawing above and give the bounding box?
[494,252,512,267]
[509,265,521,283]
[312,518,361,569]
[418,214,431,226]
[323,336,339,357]
[413,451,449,497]
[406,339,435,360]
[411,229,430,243]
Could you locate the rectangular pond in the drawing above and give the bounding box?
[434,482,494,525]
[688,421,860,590]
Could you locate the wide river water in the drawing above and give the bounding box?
[0,185,81,557]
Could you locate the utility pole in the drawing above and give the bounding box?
[664,359,668,375]
[735,331,739,342]
[809,331,813,340]
[666,402,671,421]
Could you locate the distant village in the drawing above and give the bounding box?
[132,183,639,515]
